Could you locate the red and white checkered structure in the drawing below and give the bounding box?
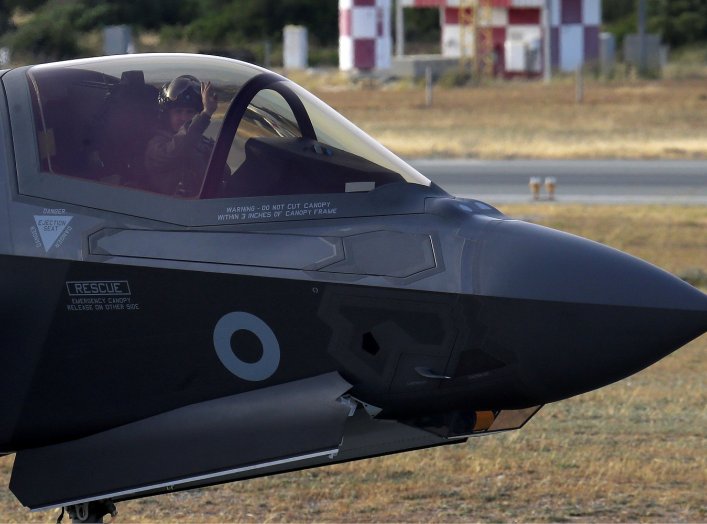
[396,0,601,74]
[339,0,392,71]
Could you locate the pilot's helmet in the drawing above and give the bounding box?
[158,75,203,113]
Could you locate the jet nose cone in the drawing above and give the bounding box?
[474,220,707,403]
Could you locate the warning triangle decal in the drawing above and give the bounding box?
[34,215,73,252]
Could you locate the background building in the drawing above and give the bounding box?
[392,0,601,76]
[339,0,393,72]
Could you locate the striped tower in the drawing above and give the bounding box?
[396,0,600,74]
[550,0,601,71]
[339,0,393,72]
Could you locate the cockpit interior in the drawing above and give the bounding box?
[24,54,430,200]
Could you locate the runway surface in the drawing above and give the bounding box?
[409,159,707,205]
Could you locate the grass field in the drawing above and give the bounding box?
[292,75,707,160]
[0,203,705,523]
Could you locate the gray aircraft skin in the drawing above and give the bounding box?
[0,54,705,522]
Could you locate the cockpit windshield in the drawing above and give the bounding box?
[25,54,430,200]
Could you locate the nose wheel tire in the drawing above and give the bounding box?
[60,500,117,524]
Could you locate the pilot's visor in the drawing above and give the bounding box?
[165,75,200,100]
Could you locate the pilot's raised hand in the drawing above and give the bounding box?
[202,81,217,117]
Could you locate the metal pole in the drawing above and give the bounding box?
[263,39,271,69]
[575,65,584,104]
[395,0,405,58]
[425,66,433,107]
[543,0,552,83]
[637,0,646,76]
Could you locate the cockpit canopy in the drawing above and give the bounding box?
[25,54,430,200]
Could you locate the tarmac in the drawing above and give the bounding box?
[409,159,707,205]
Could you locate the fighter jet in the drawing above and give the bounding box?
[0,54,705,523]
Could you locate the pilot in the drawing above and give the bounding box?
[145,75,219,197]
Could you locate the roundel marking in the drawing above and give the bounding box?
[213,312,280,381]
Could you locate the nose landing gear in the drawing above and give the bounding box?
[58,500,117,524]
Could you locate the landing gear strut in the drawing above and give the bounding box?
[58,500,117,523]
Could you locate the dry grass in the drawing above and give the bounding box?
[295,76,707,160]
[0,204,705,523]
